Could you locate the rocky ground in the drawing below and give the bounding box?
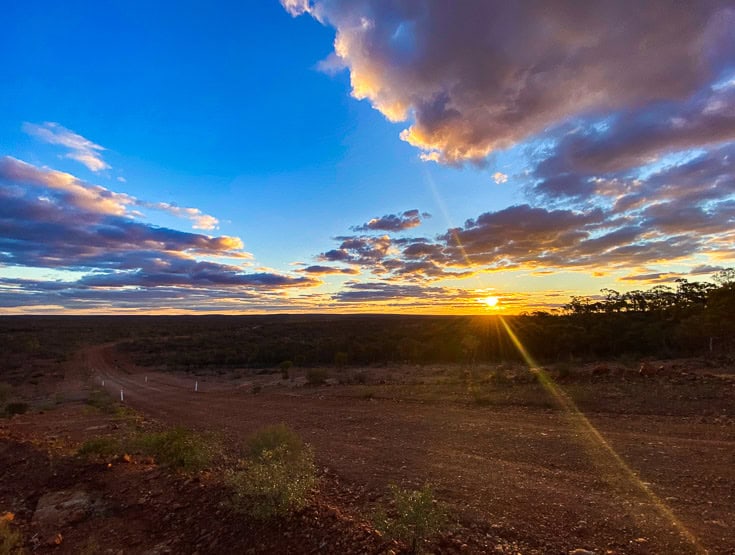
[1,344,734,554]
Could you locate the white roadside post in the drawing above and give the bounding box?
[120,389,124,402]
[195,380,198,392]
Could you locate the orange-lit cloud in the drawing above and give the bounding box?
[285,1,735,164]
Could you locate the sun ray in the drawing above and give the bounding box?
[498,316,708,554]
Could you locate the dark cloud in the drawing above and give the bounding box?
[286,0,735,163]
[689,264,725,275]
[0,158,319,310]
[352,209,429,232]
[299,265,359,275]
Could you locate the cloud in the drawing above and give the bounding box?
[492,172,508,184]
[23,122,111,172]
[0,158,319,309]
[352,209,428,232]
[143,202,220,230]
[1,156,221,231]
[299,265,359,275]
[285,1,735,163]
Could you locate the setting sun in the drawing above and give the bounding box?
[483,296,500,308]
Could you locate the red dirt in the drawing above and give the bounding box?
[2,343,734,554]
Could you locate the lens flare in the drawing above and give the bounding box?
[498,316,707,554]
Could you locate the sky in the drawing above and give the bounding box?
[2,0,734,315]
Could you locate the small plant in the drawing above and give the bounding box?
[0,512,24,555]
[359,388,375,400]
[374,484,448,554]
[306,368,328,386]
[0,383,12,405]
[554,362,572,379]
[469,386,492,406]
[77,437,121,458]
[4,403,29,417]
[227,424,316,519]
[86,390,117,413]
[130,428,215,472]
[279,360,293,380]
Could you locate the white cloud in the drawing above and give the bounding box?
[493,172,508,184]
[23,122,111,172]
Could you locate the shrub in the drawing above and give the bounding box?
[228,424,316,519]
[279,360,293,380]
[4,403,29,417]
[0,512,23,555]
[374,484,448,554]
[130,428,215,472]
[246,423,303,462]
[86,390,117,413]
[77,437,121,458]
[306,368,328,386]
[0,383,12,405]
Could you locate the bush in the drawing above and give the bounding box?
[130,428,215,472]
[0,512,23,555]
[279,361,293,380]
[4,403,29,417]
[86,390,117,413]
[77,437,121,458]
[0,383,12,405]
[306,368,328,386]
[374,484,448,554]
[228,424,316,519]
[246,423,303,462]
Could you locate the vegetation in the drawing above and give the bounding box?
[78,427,217,472]
[0,513,23,555]
[228,424,316,519]
[0,270,732,381]
[130,428,216,472]
[305,368,328,386]
[3,403,28,417]
[77,436,122,458]
[374,484,448,554]
[0,383,12,405]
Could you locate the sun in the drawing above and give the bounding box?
[483,296,499,308]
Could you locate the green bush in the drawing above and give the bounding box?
[228,424,316,519]
[130,428,215,472]
[246,423,303,462]
[306,368,328,386]
[374,484,448,554]
[77,437,121,458]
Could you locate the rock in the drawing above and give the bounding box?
[569,549,596,555]
[33,490,92,533]
[46,532,63,546]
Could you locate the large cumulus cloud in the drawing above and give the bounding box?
[284,0,735,163]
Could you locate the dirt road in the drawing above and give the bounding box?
[86,344,735,554]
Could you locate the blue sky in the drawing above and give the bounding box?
[2,1,734,313]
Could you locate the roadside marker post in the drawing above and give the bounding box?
[120,390,124,402]
[195,381,198,392]
[102,380,105,387]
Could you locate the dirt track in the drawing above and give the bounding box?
[86,344,735,554]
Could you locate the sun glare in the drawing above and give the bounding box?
[483,296,499,308]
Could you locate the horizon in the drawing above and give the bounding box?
[3,1,735,315]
